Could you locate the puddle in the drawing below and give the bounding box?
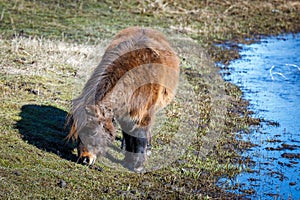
[221,33,300,199]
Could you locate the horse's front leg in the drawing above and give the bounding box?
[122,127,149,172]
[122,129,152,156]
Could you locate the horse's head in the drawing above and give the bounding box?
[76,105,115,165]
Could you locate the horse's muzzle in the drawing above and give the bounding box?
[78,154,97,166]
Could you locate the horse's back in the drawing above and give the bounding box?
[104,27,180,127]
[107,27,172,53]
[86,27,180,129]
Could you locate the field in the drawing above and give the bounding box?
[0,0,299,199]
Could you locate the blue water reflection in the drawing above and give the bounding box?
[222,33,300,199]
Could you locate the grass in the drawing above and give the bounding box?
[0,0,299,199]
[0,35,238,199]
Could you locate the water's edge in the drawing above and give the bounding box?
[221,33,300,199]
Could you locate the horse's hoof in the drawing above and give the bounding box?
[146,144,152,156]
[146,149,151,156]
[134,166,144,173]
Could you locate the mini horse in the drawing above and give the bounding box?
[67,27,179,172]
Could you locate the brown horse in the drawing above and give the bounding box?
[67,27,179,172]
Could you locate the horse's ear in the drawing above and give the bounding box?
[85,105,97,115]
[85,105,105,119]
[66,122,78,141]
[100,105,113,119]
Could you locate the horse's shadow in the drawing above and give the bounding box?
[16,104,77,162]
[16,104,138,171]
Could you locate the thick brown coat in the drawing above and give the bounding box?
[67,27,179,168]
